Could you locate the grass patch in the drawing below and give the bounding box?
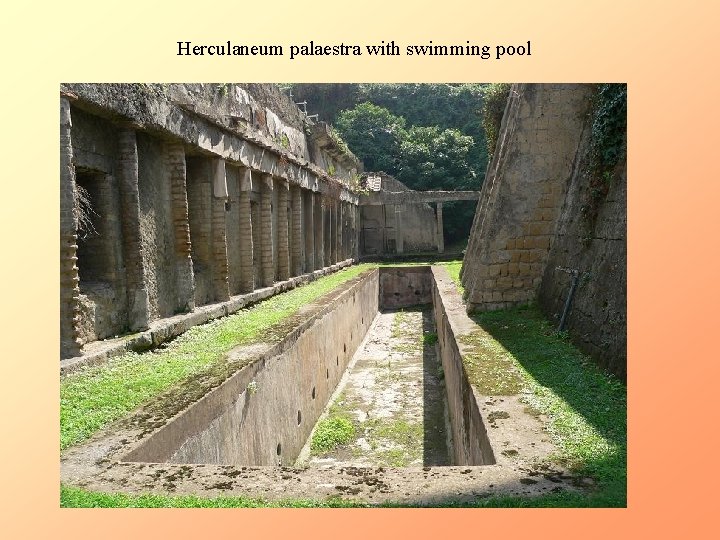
[471,304,627,506]
[310,417,356,454]
[61,264,374,451]
[436,261,464,295]
[60,485,367,508]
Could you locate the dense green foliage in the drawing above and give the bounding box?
[291,84,507,244]
[334,102,406,173]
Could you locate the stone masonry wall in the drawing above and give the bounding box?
[360,174,438,255]
[538,156,627,380]
[462,84,595,310]
[462,83,626,380]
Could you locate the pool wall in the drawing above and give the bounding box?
[123,270,379,465]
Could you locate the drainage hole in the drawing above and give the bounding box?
[415,290,421,295]
[336,356,339,366]
[343,343,346,353]
[297,410,302,425]
[311,386,316,399]
[326,368,329,379]
[276,443,282,456]
[362,317,364,324]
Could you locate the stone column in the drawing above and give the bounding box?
[436,202,445,254]
[117,128,150,331]
[354,204,360,260]
[251,199,261,288]
[314,192,324,270]
[60,97,82,358]
[304,190,315,272]
[164,142,195,312]
[335,200,345,262]
[324,196,332,267]
[238,168,254,293]
[276,178,290,282]
[395,204,404,254]
[329,199,337,264]
[259,174,275,287]
[211,158,230,301]
[290,185,303,277]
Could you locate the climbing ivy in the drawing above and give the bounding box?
[582,84,627,241]
[481,83,511,159]
[588,84,627,180]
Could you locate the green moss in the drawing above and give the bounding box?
[457,331,526,395]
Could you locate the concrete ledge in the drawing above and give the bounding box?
[359,190,480,206]
[60,259,355,376]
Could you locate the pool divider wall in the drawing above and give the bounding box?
[431,266,496,465]
[122,269,379,466]
[378,266,433,309]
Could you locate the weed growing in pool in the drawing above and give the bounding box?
[310,417,355,453]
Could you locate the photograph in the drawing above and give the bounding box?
[59,82,627,508]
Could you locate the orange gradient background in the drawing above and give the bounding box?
[1,0,718,538]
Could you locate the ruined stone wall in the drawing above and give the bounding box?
[167,83,360,183]
[137,133,178,320]
[60,84,361,359]
[461,83,626,380]
[70,109,128,342]
[360,174,438,255]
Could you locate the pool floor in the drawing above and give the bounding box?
[297,307,452,467]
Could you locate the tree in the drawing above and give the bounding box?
[335,102,407,173]
[397,126,476,191]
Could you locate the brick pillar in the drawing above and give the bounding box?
[356,204,361,260]
[313,192,323,270]
[251,199,261,288]
[334,199,341,263]
[260,174,275,287]
[164,142,195,311]
[60,97,82,358]
[238,168,254,293]
[324,196,332,267]
[290,185,303,277]
[339,201,345,261]
[395,204,404,254]
[327,198,337,266]
[276,178,290,281]
[436,202,445,254]
[211,158,230,301]
[344,202,350,260]
[117,128,150,331]
[304,190,315,272]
